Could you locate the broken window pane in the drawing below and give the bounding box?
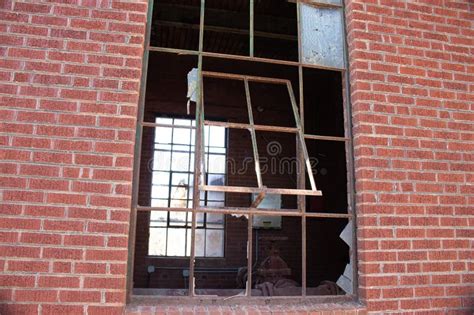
[251,216,302,296]
[151,0,200,51]
[303,68,344,137]
[306,218,350,296]
[143,53,198,125]
[300,4,344,69]
[306,140,348,214]
[194,214,246,296]
[254,0,298,61]
[249,82,297,128]
[203,1,249,56]
[202,76,250,125]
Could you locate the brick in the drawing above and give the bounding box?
[42,248,83,260]
[38,276,80,288]
[43,219,85,231]
[58,113,96,126]
[14,289,58,302]
[33,151,72,164]
[30,178,69,191]
[40,100,77,112]
[70,18,107,30]
[83,276,126,289]
[87,222,128,234]
[2,303,38,315]
[20,164,60,177]
[53,5,89,17]
[41,304,83,315]
[61,88,97,101]
[12,136,51,149]
[0,246,41,258]
[7,260,49,272]
[27,38,64,50]
[64,235,105,247]
[88,306,124,315]
[59,290,101,303]
[8,47,46,60]
[72,181,111,193]
[3,191,43,203]
[69,207,107,220]
[0,275,35,287]
[31,15,67,27]
[50,28,87,40]
[20,232,62,245]
[67,40,102,52]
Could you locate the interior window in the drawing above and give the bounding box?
[148,117,226,257]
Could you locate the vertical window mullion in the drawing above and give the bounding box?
[297,0,307,297]
[246,213,253,296]
[189,0,206,292]
[249,0,254,57]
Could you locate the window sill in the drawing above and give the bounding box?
[126,294,365,314]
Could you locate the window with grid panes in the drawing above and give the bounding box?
[148,117,227,257]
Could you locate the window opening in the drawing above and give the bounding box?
[130,0,355,302]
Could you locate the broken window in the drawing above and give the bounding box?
[130,0,354,301]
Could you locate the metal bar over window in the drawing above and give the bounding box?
[244,78,263,188]
[198,71,320,197]
[188,0,207,297]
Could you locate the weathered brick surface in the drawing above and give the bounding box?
[346,0,474,314]
[0,0,473,314]
[0,1,147,314]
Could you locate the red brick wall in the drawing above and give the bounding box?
[0,1,473,315]
[0,1,147,314]
[346,0,473,313]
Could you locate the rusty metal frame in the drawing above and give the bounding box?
[128,0,357,304]
[198,71,320,197]
[126,0,154,303]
